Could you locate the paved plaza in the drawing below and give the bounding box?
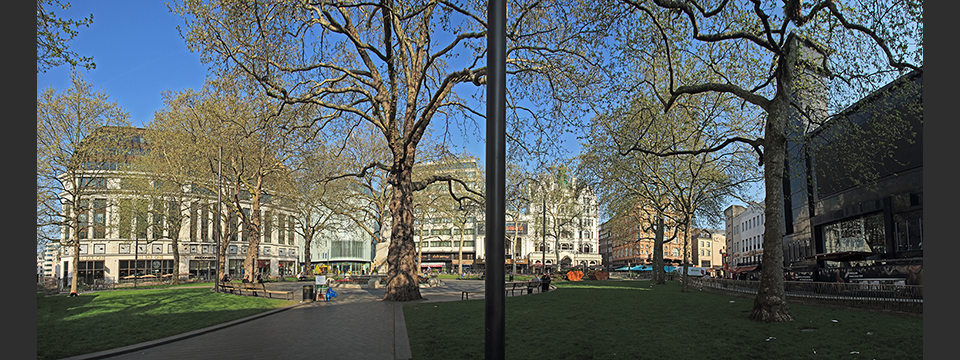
[64,279,494,360]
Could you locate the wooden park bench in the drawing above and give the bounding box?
[220,282,241,295]
[505,281,527,297]
[221,282,293,300]
[242,282,293,300]
[462,281,540,300]
[526,281,541,294]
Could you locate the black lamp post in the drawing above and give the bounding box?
[486,1,506,357]
[215,146,222,293]
[134,237,138,288]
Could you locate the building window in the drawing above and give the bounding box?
[894,211,922,252]
[119,244,130,254]
[93,199,106,238]
[153,244,163,254]
[152,200,166,239]
[118,259,174,279]
[823,213,887,255]
[229,245,238,254]
[241,208,251,241]
[93,244,105,254]
[80,177,107,189]
[200,204,210,242]
[229,212,239,242]
[76,260,104,285]
[190,244,198,254]
[79,244,88,255]
[288,216,296,245]
[264,210,273,243]
[277,215,285,244]
[190,203,198,241]
[136,200,149,239]
[228,259,243,277]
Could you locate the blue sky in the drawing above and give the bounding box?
[34,1,754,227]
[34,1,575,165]
[37,1,208,127]
[35,1,500,155]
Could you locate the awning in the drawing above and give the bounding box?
[614,266,630,271]
[804,251,874,261]
[732,266,758,273]
[420,262,444,268]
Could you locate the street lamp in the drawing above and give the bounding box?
[214,146,223,293]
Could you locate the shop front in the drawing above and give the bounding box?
[189,256,218,281]
[118,258,174,282]
[420,262,446,272]
[76,259,105,285]
[228,259,244,278]
[257,259,271,278]
[278,260,296,277]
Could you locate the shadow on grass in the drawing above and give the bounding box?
[37,288,293,360]
[403,280,922,360]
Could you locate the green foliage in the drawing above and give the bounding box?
[37,0,95,72]
[403,280,922,360]
[36,288,293,359]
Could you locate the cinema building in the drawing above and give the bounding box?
[781,69,923,285]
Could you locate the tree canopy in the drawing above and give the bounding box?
[37,0,95,73]
[590,0,922,322]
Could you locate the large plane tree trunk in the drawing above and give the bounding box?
[749,38,797,323]
[383,165,423,301]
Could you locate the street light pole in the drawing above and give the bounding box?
[134,237,138,288]
[541,188,546,275]
[485,0,506,358]
[215,146,222,293]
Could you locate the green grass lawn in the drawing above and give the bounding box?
[437,274,536,281]
[36,287,295,360]
[403,280,922,360]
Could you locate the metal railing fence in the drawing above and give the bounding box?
[688,276,922,314]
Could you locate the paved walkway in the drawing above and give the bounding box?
[65,279,505,360]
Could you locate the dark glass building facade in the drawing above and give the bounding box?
[782,69,923,285]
